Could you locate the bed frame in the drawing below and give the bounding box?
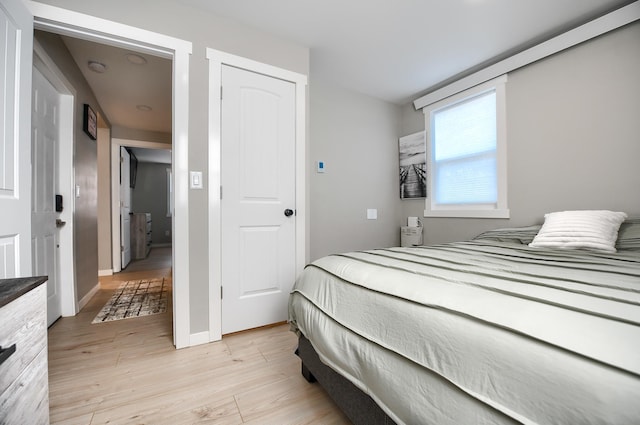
[296,335,396,425]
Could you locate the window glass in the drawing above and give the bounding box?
[423,76,508,218]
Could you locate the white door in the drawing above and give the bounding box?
[0,0,33,278]
[120,147,131,268]
[31,67,62,326]
[221,65,296,334]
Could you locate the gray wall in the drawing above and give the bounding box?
[309,79,402,260]
[34,31,108,301]
[97,127,111,272]
[401,21,640,244]
[132,162,172,246]
[34,1,640,338]
[34,0,310,334]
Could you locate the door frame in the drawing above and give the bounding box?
[32,40,77,317]
[111,138,172,274]
[28,1,193,348]
[206,49,308,341]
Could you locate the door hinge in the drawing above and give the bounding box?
[220,286,223,299]
[220,185,223,199]
[220,86,223,100]
[120,245,124,252]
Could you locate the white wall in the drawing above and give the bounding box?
[400,21,640,244]
[309,79,402,260]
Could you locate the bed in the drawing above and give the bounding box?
[288,214,640,425]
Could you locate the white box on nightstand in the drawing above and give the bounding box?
[401,226,423,247]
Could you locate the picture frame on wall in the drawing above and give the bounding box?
[83,103,97,140]
[399,131,427,199]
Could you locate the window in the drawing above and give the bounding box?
[423,75,509,218]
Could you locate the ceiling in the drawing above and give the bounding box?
[53,0,633,158]
[57,33,173,163]
[178,0,634,104]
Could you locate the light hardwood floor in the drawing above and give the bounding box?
[48,256,349,424]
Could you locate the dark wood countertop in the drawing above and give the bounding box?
[0,276,48,309]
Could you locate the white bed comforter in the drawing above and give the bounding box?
[288,241,640,425]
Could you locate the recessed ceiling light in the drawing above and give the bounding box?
[136,105,153,112]
[87,60,107,73]
[126,53,147,65]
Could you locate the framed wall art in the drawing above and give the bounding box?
[83,103,97,140]
[399,131,427,199]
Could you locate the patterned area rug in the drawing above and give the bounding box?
[92,278,168,323]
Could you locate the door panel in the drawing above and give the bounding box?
[0,0,33,277]
[221,65,296,334]
[120,147,131,269]
[31,67,61,325]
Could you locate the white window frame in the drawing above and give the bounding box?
[423,75,509,219]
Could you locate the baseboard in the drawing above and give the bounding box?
[78,282,100,310]
[189,331,211,347]
[151,243,172,248]
[98,269,113,276]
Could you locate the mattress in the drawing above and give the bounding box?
[288,238,640,425]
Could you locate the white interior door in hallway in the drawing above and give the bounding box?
[31,67,62,326]
[0,0,33,278]
[120,147,132,269]
[221,65,296,335]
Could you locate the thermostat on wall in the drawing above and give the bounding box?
[317,161,325,173]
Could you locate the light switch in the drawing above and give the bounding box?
[367,209,377,220]
[317,161,326,173]
[190,171,203,189]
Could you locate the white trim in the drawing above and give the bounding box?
[98,269,113,277]
[112,139,172,150]
[32,40,78,317]
[78,281,100,310]
[423,209,511,219]
[110,142,122,274]
[423,76,509,219]
[189,331,211,347]
[413,2,640,109]
[27,2,191,57]
[206,48,307,342]
[29,2,192,348]
[166,167,172,218]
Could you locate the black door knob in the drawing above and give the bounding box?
[284,209,294,217]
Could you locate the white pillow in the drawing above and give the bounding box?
[529,210,627,253]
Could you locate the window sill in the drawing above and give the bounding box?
[423,209,510,219]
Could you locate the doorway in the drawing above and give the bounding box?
[32,40,77,322]
[31,3,192,348]
[118,145,173,274]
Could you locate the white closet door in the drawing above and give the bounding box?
[221,65,296,334]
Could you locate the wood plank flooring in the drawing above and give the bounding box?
[47,258,349,424]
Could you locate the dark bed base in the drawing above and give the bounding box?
[296,335,396,425]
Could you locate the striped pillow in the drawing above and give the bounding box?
[529,210,627,253]
[616,218,640,251]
